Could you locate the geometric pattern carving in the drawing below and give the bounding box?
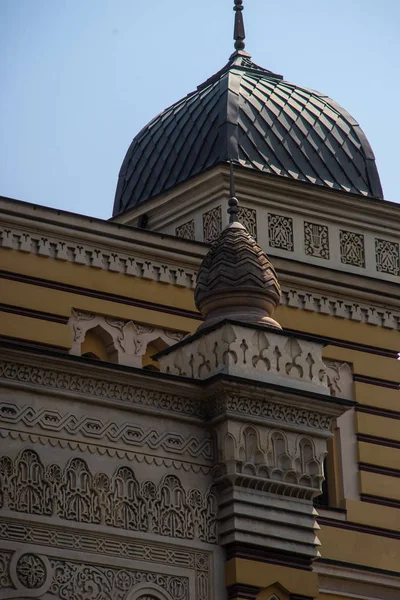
[0,360,206,420]
[375,238,400,276]
[304,221,329,259]
[0,450,217,543]
[176,220,195,241]
[203,206,222,243]
[340,230,365,267]
[0,402,213,461]
[0,520,210,572]
[238,206,257,240]
[268,214,294,251]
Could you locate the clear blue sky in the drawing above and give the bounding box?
[1,0,399,220]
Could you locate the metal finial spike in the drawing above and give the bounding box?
[228,161,239,223]
[233,0,245,51]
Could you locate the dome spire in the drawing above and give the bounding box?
[233,0,245,51]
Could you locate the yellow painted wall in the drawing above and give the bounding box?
[359,471,400,502]
[356,411,400,442]
[355,381,399,412]
[318,525,400,573]
[358,441,400,471]
[346,499,400,530]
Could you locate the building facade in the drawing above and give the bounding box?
[0,3,399,600]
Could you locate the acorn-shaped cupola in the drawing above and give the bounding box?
[195,165,281,330]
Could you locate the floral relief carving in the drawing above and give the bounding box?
[16,553,47,589]
[304,221,329,259]
[176,220,195,241]
[375,238,400,276]
[340,230,365,267]
[1,552,190,600]
[268,214,294,251]
[203,206,222,243]
[0,450,217,543]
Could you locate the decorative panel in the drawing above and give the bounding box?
[304,221,329,259]
[238,207,257,240]
[339,230,365,268]
[268,214,294,251]
[375,238,400,276]
[176,220,195,241]
[0,449,217,543]
[203,206,222,243]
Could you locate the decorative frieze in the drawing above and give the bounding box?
[304,221,329,259]
[238,206,257,240]
[176,220,195,241]
[375,238,400,276]
[268,214,294,251]
[0,359,206,419]
[0,550,191,600]
[202,206,222,243]
[340,230,365,268]
[69,309,186,367]
[0,401,213,461]
[158,322,329,395]
[0,225,198,289]
[0,449,217,543]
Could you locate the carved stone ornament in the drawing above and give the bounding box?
[0,551,190,600]
[176,220,195,241]
[340,230,365,268]
[375,238,400,276]
[268,213,294,252]
[203,206,222,243]
[68,309,186,367]
[158,322,329,395]
[0,449,217,543]
[195,223,281,329]
[304,221,330,259]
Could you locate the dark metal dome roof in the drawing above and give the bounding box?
[113,52,383,216]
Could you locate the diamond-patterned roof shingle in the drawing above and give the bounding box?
[113,52,383,216]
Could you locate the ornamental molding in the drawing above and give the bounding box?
[1,224,400,330]
[0,358,206,420]
[0,401,213,461]
[69,309,186,367]
[213,421,327,500]
[0,550,195,600]
[159,322,329,396]
[0,429,212,474]
[0,225,198,289]
[0,517,210,572]
[207,392,333,433]
[0,449,217,543]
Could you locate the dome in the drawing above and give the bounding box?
[113,51,383,216]
[194,206,281,330]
